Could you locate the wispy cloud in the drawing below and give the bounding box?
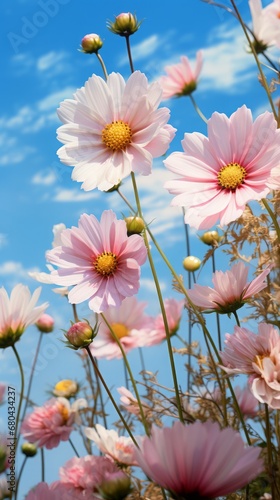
[118,35,161,67]
[53,188,99,202]
[0,261,39,281]
[31,169,57,186]
[36,50,70,77]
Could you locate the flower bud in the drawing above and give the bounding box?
[36,313,54,333]
[125,216,145,235]
[21,442,37,457]
[183,256,201,272]
[64,321,97,349]
[200,230,221,246]
[107,12,141,37]
[99,471,131,500]
[53,379,79,398]
[80,33,103,54]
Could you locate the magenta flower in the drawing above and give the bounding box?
[135,421,263,499]
[164,105,280,229]
[57,71,175,191]
[59,455,119,499]
[84,424,137,466]
[0,284,48,348]
[21,397,85,449]
[46,211,147,313]
[158,51,203,99]
[186,261,271,314]
[90,296,152,359]
[220,323,280,409]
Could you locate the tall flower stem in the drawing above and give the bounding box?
[12,345,24,451]
[130,172,184,423]
[96,53,108,80]
[101,313,150,436]
[189,94,208,124]
[125,35,135,73]
[262,198,280,244]
[265,403,276,499]
[69,437,80,457]
[14,456,27,500]
[21,332,43,423]
[84,346,138,446]
[41,448,45,482]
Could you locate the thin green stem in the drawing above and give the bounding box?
[96,53,108,80]
[21,332,43,423]
[101,313,150,435]
[14,456,27,500]
[41,448,45,482]
[84,346,138,446]
[230,0,277,119]
[233,310,241,327]
[262,198,280,244]
[189,94,208,124]
[125,35,135,73]
[12,345,25,450]
[130,172,184,423]
[72,304,79,323]
[265,404,276,499]
[69,437,80,457]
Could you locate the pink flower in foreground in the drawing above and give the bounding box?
[158,51,203,100]
[135,421,263,499]
[57,71,176,191]
[234,386,259,418]
[59,455,118,499]
[164,105,280,229]
[249,0,280,49]
[21,397,86,449]
[0,284,48,348]
[84,424,137,466]
[145,298,185,346]
[25,482,71,500]
[220,323,280,409]
[187,262,271,314]
[46,211,147,313]
[90,296,152,359]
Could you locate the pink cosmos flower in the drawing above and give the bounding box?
[164,105,280,229]
[90,296,152,359]
[0,284,48,348]
[25,482,72,500]
[220,323,280,409]
[84,424,138,466]
[57,71,176,191]
[186,261,271,314]
[21,397,86,449]
[145,298,185,346]
[249,0,280,49]
[158,51,203,100]
[46,211,147,313]
[59,455,118,499]
[135,421,263,499]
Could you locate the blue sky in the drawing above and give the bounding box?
[0,0,277,496]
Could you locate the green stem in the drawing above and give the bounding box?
[130,172,184,423]
[12,345,25,450]
[265,404,276,499]
[101,313,150,436]
[230,0,277,119]
[14,455,27,500]
[96,53,108,80]
[21,332,43,423]
[69,437,80,457]
[72,304,79,323]
[125,35,135,73]
[233,310,241,327]
[84,346,138,446]
[262,198,280,244]
[189,94,208,124]
[41,448,45,482]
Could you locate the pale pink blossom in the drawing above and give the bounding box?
[36,313,54,333]
[117,386,144,416]
[158,51,203,99]
[234,386,259,418]
[164,105,280,229]
[135,421,263,498]
[145,298,185,345]
[0,284,48,348]
[57,71,175,191]
[25,482,72,500]
[90,296,152,359]
[186,262,271,314]
[249,0,280,48]
[46,211,147,313]
[84,424,138,466]
[59,455,118,499]
[220,323,280,409]
[21,397,86,449]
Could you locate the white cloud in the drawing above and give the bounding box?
[0,234,8,248]
[31,170,57,186]
[0,146,35,166]
[37,50,71,77]
[38,87,75,112]
[118,35,161,67]
[53,188,99,202]
[0,261,39,280]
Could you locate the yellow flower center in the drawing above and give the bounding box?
[58,404,70,423]
[111,322,129,339]
[254,354,267,370]
[102,120,132,151]
[95,252,118,276]
[217,162,247,191]
[54,380,76,394]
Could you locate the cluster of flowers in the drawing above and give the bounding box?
[1,1,280,499]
